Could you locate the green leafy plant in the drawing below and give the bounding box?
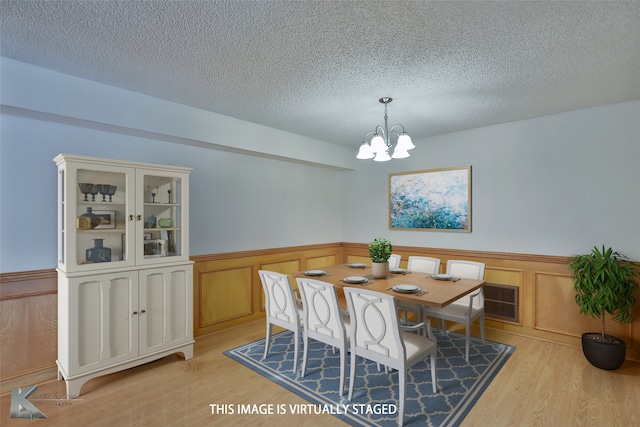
[368,238,393,263]
[566,245,639,339]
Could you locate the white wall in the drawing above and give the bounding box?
[0,59,345,273]
[342,100,640,259]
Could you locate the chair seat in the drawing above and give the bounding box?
[427,301,483,320]
[400,331,436,359]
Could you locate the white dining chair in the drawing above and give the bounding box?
[259,270,303,372]
[344,287,437,426]
[407,256,441,275]
[389,253,402,269]
[398,256,441,334]
[424,260,485,361]
[296,277,350,395]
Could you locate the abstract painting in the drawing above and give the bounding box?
[389,166,471,231]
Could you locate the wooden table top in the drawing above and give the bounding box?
[290,264,484,308]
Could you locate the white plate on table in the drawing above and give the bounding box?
[304,270,326,276]
[343,276,368,284]
[390,268,407,274]
[347,263,367,268]
[431,273,454,281]
[392,284,421,293]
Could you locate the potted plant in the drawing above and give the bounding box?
[566,245,639,370]
[369,237,393,279]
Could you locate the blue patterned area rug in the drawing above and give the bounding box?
[224,330,514,426]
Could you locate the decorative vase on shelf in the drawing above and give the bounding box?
[86,239,111,263]
[158,218,173,228]
[144,214,157,228]
[77,207,101,230]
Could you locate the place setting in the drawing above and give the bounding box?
[303,270,330,277]
[341,276,370,285]
[390,284,428,296]
[430,273,461,282]
[346,263,367,269]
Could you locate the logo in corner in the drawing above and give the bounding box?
[10,384,47,419]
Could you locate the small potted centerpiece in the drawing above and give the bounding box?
[566,245,639,370]
[369,237,393,279]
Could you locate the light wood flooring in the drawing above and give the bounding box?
[1,319,639,426]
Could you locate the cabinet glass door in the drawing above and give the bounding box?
[73,166,133,269]
[138,171,187,263]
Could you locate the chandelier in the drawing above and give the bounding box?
[356,97,415,161]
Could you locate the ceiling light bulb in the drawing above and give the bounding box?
[356,142,375,159]
[391,147,410,159]
[373,150,391,162]
[396,133,415,150]
[370,134,386,152]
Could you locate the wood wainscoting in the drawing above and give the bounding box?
[0,269,59,395]
[191,243,344,337]
[3,243,639,393]
[191,242,639,362]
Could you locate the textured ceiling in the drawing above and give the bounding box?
[1,1,639,148]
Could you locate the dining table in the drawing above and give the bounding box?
[289,263,485,309]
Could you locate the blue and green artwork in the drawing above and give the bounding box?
[390,167,470,231]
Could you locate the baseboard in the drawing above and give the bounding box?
[0,366,58,397]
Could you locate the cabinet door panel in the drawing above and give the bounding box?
[142,271,166,348]
[70,272,138,375]
[139,265,193,355]
[168,269,188,340]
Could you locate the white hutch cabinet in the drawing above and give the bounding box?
[54,154,194,396]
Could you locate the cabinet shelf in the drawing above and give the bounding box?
[143,227,180,232]
[144,203,180,207]
[79,202,125,206]
[77,228,125,233]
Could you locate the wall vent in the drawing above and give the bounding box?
[484,282,519,323]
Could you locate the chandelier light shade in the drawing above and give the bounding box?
[356,97,414,161]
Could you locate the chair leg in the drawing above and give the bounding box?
[263,323,272,360]
[480,315,486,343]
[293,329,300,373]
[348,353,357,401]
[301,334,309,377]
[430,352,437,393]
[398,368,406,426]
[464,320,470,362]
[339,348,347,396]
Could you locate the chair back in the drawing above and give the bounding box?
[344,287,403,368]
[389,254,402,269]
[446,260,485,307]
[296,278,346,348]
[407,256,441,274]
[259,270,300,329]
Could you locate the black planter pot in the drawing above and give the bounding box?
[581,333,626,370]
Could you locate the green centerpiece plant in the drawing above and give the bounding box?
[369,238,393,278]
[566,245,640,370]
[368,238,393,263]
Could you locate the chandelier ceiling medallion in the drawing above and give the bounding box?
[356,97,415,161]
